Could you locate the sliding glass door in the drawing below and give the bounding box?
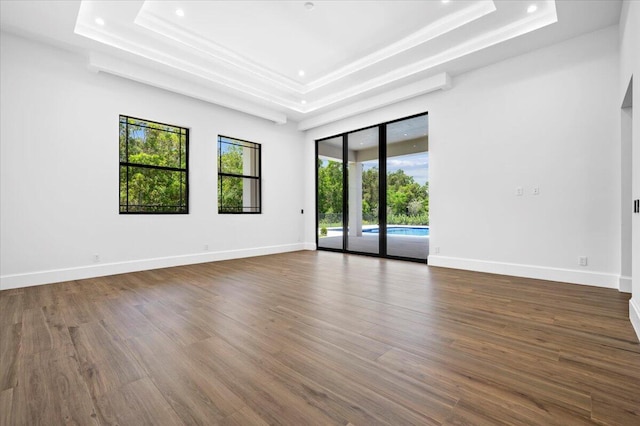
[316,113,429,262]
[317,136,344,251]
[385,115,429,259]
[346,127,379,255]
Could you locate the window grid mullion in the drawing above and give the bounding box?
[217,135,261,214]
[125,119,129,213]
[119,115,189,214]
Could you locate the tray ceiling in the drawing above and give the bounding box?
[0,1,622,128]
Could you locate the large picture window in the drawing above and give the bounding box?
[218,135,261,214]
[119,115,188,214]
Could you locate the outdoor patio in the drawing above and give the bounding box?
[318,234,429,260]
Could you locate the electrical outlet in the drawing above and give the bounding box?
[579,256,588,266]
[516,187,523,196]
[93,254,100,263]
[532,186,540,195]
[204,244,209,251]
[434,247,440,255]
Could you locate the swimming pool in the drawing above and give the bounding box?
[363,226,429,236]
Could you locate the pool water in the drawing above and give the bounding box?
[363,227,429,236]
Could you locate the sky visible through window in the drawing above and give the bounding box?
[362,152,429,185]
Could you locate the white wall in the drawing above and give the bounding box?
[305,26,621,289]
[619,0,640,339]
[0,33,306,290]
[1,22,630,304]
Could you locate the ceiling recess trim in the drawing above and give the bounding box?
[87,52,287,124]
[301,2,557,114]
[298,73,452,131]
[74,17,303,110]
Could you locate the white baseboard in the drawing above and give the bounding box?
[630,298,640,342]
[303,242,317,250]
[619,275,633,293]
[0,243,307,291]
[427,255,619,289]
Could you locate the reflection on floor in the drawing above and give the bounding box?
[318,234,429,260]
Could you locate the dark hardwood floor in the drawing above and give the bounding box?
[1,251,639,425]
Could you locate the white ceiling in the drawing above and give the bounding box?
[0,1,622,129]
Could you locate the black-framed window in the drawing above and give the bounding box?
[218,135,261,214]
[119,115,188,214]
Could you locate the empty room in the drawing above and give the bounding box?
[1,0,639,425]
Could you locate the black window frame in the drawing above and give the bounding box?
[119,115,189,214]
[217,135,262,214]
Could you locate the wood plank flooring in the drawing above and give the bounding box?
[1,250,639,425]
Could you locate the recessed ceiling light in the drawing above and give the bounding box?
[527,4,537,13]
[441,0,450,3]
[305,2,315,10]
[95,17,105,26]
[298,70,305,77]
[404,133,408,136]
[176,8,185,17]
[301,100,307,104]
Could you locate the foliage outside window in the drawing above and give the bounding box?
[218,136,261,214]
[318,164,428,227]
[317,158,343,226]
[119,115,188,214]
